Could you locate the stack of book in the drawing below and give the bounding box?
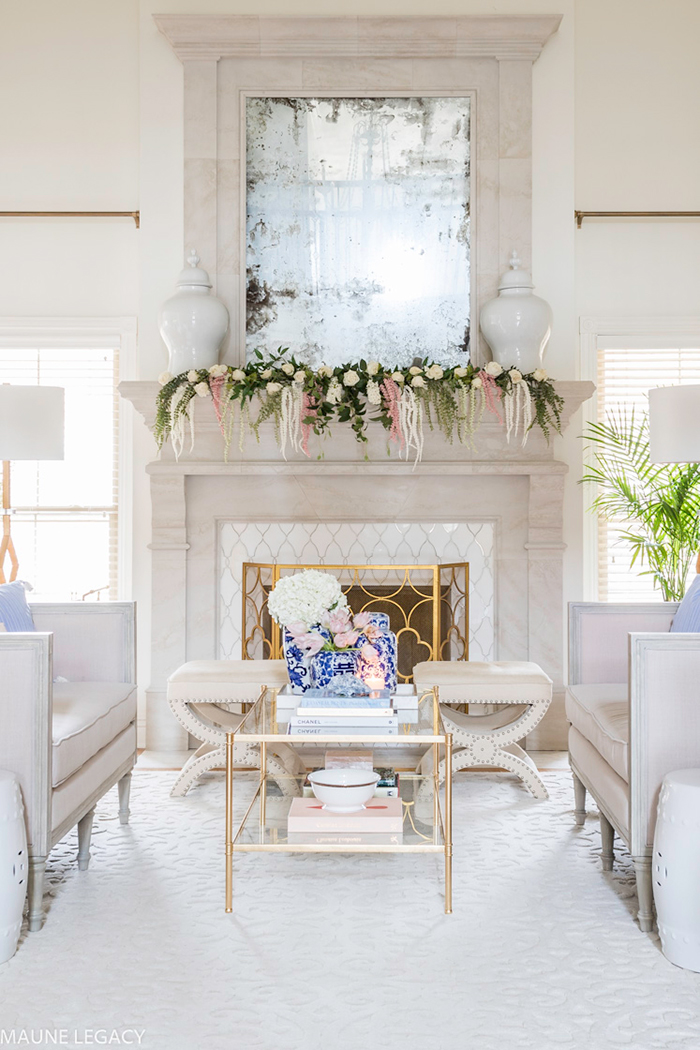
[278,682,419,735]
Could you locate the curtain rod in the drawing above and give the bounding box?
[0,211,140,228]
[575,210,700,229]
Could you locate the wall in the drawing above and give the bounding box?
[3,0,698,743]
[571,0,700,605]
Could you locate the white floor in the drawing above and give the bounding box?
[3,766,700,1049]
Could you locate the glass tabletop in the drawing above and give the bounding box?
[233,685,447,743]
[232,774,445,852]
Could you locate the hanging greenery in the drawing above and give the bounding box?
[154,350,563,465]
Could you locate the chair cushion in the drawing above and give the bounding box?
[565,683,629,782]
[0,581,35,632]
[671,574,700,633]
[413,660,552,703]
[52,682,137,788]
[167,659,289,703]
[51,724,136,835]
[568,726,630,839]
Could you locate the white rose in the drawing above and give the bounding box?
[230,368,246,382]
[366,360,380,376]
[317,364,333,378]
[187,370,199,383]
[454,366,469,378]
[294,369,306,384]
[425,364,444,380]
[409,366,423,376]
[391,372,405,384]
[343,370,360,387]
[471,376,483,390]
[208,363,227,377]
[281,362,295,375]
[158,371,174,386]
[266,381,282,394]
[261,368,273,380]
[367,380,382,406]
[485,361,503,377]
[509,369,523,383]
[533,368,548,382]
[411,375,426,388]
[326,379,342,404]
[194,382,210,398]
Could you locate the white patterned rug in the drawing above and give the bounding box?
[2,770,699,1050]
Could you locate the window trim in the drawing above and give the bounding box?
[0,317,137,601]
[579,316,700,601]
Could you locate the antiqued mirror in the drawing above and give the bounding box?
[245,96,471,368]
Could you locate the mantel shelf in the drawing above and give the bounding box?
[120,379,594,475]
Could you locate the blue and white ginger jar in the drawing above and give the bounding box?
[283,626,330,694]
[362,612,398,691]
[310,649,361,690]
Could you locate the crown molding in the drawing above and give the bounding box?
[153,14,562,63]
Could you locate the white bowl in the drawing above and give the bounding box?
[308,768,381,813]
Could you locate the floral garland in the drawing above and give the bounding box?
[154,350,564,465]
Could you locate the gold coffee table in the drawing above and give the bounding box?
[224,686,454,913]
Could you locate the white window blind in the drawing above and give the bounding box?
[0,347,119,600]
[596,347,700,601]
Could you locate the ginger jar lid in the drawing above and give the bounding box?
[176,249,212,290]
[498,251,535,292]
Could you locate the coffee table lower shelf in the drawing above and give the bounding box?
[225,751,453,913]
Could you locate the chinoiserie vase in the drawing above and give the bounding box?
[310,649,361,691]
[283,627,330,694]
[158,249,230,374]
[361,612,398,692]
[479,251,552,374]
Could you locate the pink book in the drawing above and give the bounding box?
[287,796,403,833]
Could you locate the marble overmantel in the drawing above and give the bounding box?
[153,12,562,368]
[122,381,594,750]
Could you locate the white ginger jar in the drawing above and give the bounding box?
[158,250,230,375]
[479,251,552,374]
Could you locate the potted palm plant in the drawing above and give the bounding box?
[581,408,700,601]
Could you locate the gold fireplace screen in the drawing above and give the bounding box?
[241,563,469,682]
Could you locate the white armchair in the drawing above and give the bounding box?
[0,602,136,931]
[566,602,700,931]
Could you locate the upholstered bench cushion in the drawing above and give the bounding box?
[565,683,629,782]
[52,682,137,788]
[167,659,289,703]
[413,660,552,703]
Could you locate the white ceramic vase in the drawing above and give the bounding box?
[0,771,27,964]
[479,252,552,374]
[158,250,230,375]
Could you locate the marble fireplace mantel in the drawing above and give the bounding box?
[122,380,593,751]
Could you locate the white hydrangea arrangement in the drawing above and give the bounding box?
[267,569,348,630]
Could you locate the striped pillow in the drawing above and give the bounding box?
[671,574,700,633]
[0,581,36,632]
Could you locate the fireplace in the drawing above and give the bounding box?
[122,14,592,752]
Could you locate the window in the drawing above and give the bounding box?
[0,320,135,601]
[595,345,700,601]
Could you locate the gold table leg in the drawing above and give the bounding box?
[225,732,234,913]
[445,731,453,914]
[259,740,267,829]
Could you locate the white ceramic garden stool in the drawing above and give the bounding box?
[0,771,28,963]
[414,660,552,798]
[653,768,700,970]
[167,660,305,797]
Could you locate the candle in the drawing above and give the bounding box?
[365,674,385,694]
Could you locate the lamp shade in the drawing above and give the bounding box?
[648,385,700,464]
[0,386,64,461]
